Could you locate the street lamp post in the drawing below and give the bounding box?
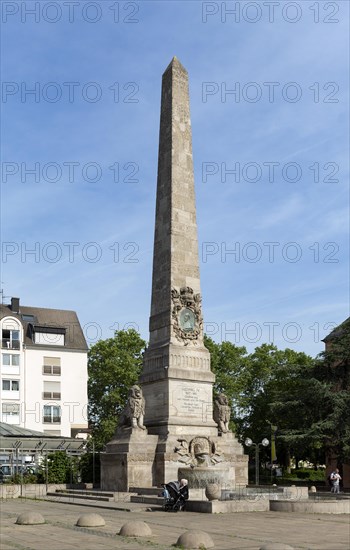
[245,437,269,486]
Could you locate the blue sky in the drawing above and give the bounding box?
[1,0,349,356]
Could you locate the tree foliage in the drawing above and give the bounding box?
[270,318,350,464]
[204,336,317,465]
[87,321,349,466]
[39,451,76,484]
[88,329,146,448]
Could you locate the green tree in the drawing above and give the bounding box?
[88,329,146,448]
[80,448,100,484]
[270,318,350,465]
[318,318,350,461]
[204,335,247,431]
[204,337,316,467]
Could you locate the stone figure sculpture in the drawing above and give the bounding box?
[118,385,146,430]
[213,393,231,433]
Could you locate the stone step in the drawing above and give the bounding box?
[42,495,153,512]
[129,486,162,496]
[130,495,164,505]
[53,489,116,498]
[47,491,113,502]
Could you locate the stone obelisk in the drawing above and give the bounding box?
[101,58,247,491]
[141,57,216,438]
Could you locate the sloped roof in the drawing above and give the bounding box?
[0,422,48,438]
[0,422,87,453]
[0,303,88,351]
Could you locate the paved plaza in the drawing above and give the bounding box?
[0,498,349,550]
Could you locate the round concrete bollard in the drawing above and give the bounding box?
[75,513,105,527]
[259,544,295,550]
[16,512,45,525]
[119,521,152,537]
[309,486,317,493]
[176,530,214,549]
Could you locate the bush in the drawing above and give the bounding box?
[39,451,80,484]
[292,468,326,481]
[277,468,326,483]
[6,473,39,485]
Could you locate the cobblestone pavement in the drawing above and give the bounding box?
[0,498,349,550]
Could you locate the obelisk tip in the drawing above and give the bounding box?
[163,56,187,76]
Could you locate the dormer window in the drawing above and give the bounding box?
[22,314,36,323]
[33,326,66,346]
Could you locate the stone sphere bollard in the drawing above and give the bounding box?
[205,483,221,501]
[176,530,214,549]
[309,486,317,493]
[16,512,45,525]
[119,521,152,537]
[76,513,105,527]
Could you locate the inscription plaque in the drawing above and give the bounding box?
[171,385,212,420]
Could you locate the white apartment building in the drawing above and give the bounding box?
[0,297,88,438]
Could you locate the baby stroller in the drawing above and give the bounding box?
[162,481,189,512]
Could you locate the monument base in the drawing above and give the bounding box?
[100,428,158,492]
[101,428,248,490]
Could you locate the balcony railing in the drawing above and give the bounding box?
[43,416,61,424]
[42,392,61,400]
[1,339,20,350]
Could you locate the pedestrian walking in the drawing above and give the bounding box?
[330,468,342,494]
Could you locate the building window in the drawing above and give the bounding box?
[43,365,61,375]
[2,379,19,391]
[43,357,61,375]
[2,403,20,424]
[43,405,61,424]
[2,354,20,366]
[43,381,61,400]
[22,314,36,323]
[34,331,65,346]
[1,329,20,350]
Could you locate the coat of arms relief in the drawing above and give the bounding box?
[171,286,203,344]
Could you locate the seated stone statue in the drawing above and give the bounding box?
[118,384,146,430]
[213,393,231,433]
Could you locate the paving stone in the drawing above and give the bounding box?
[1,498,349,550]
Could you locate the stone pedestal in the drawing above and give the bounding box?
[100,428,158,491]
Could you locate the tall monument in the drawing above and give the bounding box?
[141,56,215,434]
[101,58,247,491]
